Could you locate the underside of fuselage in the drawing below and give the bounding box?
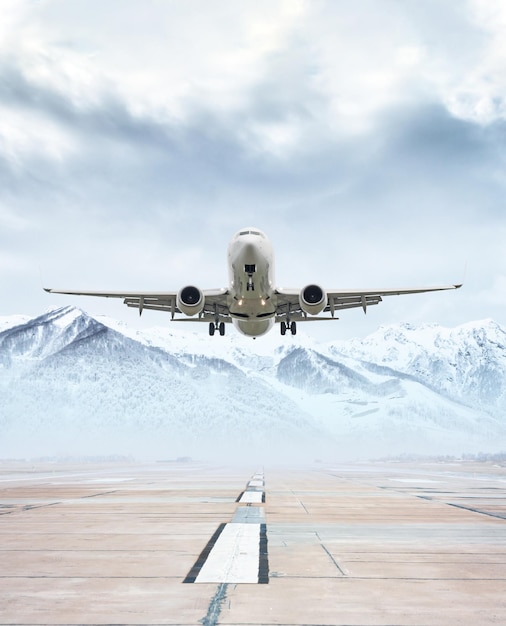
[232,318,274,337]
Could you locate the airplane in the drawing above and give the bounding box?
[44,227,462,338]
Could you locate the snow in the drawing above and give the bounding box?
[0,314,31,332]
[50,306,82,328]
[1,306,506,460]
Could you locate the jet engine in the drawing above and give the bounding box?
[177,286,205,316]
[299,284,327,315]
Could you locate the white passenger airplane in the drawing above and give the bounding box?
[45,227,461,338]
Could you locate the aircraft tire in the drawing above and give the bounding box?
[209,323,215,336]
[291,322,297,335]
[219,322,225,336]
[280,321,286,336]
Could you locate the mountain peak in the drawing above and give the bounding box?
[39,305,88,326]
[0,305,107,362]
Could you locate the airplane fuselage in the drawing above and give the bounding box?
[227,228,276,337]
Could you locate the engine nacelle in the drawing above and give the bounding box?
[177,285,205,316]
[299,284,327,316]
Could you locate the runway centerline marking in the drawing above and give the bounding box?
[239,491,263,503]
[184,471,269,584]
[194,523,261,583]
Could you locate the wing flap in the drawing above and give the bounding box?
[327,284,461,314]
[275,284,461,320]
[327,284,462,298]
[327,294,382,313]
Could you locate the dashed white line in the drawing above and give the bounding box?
[195,523,261,583]
[239,491,263,503]
[187,471,268,584]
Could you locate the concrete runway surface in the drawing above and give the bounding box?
[0,459,505,625]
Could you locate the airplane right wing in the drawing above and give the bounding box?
[324,284,462,315]
[275,283,462,320]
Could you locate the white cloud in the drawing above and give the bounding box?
[0,0,505,339]
[432,0,506,124]
[0,105,78,166]
[6,0,307,122]
[0,0,32,44]
[4,0,506,151]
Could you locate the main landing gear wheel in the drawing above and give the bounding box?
[209,322,225,336]
[280,321,297,336]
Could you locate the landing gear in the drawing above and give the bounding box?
[280,321,297,336]
[209,321,225,337]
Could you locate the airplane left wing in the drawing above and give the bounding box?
[275,283,462,320]
[43,287,231,320]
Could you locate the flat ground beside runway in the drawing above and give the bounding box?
[0,459,505,625]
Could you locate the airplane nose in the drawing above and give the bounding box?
[240,242,256,262]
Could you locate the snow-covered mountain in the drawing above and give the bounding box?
[332,320,506,414]
[1,307,505,460]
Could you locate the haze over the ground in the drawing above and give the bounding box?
[1,1,506,339]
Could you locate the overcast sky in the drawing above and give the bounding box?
[1,0,506,340]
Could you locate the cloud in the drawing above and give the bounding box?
[0,0,505,338]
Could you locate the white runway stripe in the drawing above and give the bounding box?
[195,523,261,583]
[239,491,263,503]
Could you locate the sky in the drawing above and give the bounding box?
[1,0,506,340]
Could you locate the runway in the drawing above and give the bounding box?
[1,460,506,625]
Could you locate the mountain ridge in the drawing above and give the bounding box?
[1,306,505,460]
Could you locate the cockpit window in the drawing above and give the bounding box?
[239,229,263,236]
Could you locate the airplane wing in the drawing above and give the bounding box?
[43,287,231,320]
[275,283,462,321]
